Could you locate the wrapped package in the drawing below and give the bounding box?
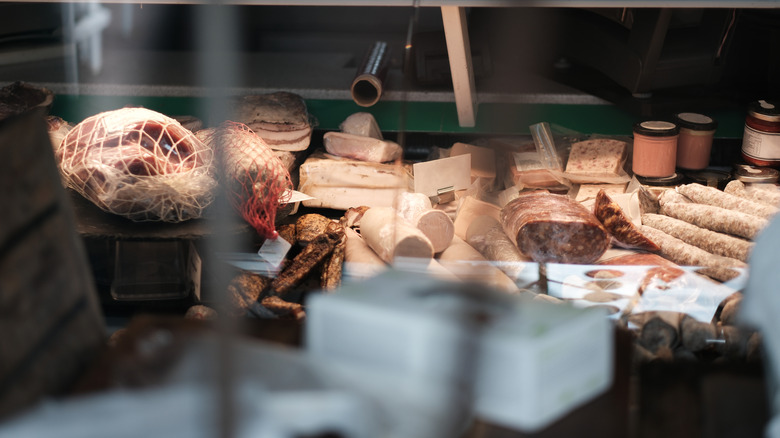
[57,107,217,223]
[501,191,610,264]
[563,138,630,184]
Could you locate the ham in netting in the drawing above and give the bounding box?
[57,107,217,222]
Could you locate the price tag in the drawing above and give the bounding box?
[258,236,292,269]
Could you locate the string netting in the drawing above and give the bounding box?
[198,122,292,239]
[56,107,217,223]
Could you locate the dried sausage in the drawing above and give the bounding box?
[660,202,767,240]
[642,213,753,262]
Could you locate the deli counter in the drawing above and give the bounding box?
[1,3,779,438]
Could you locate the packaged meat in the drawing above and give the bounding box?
[339,112,383,139]
[227,91,312,152]
[501,191,610,264]
[323,131,402,163]
[57,107,217,223]
[563,138,629,184]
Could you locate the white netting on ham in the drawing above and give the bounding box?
[197,122,292,239]
[57,107,217,222]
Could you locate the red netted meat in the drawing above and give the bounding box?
[197,122,292,239]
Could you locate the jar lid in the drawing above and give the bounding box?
[633,120,679,137]
[636,173,685,187]
[684,169,730,187]
[748,100,780,122]
[734,164,779,183]
[674,112,718,131]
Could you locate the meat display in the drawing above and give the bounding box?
[57,107,217,222]
[501,191,610,264]
[593,189,659,251]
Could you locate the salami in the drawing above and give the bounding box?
[593,189,659,251]
[638,225,746,281]
[501,191,610,264]
[642,213,753,262]
[724,180,780,207]
[660,202,767,240]
[677,183,778,219]
[657,188,691,208]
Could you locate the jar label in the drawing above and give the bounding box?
[743,125,780,160]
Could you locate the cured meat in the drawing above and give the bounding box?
[593,189,659,251]
[320,223,347,290]
[642,213,753,262]
[466,215,528,280]
[227,92,312,151]
[198,123,292,238]
[296,213,334,246]
[724,180,780,207]
[323,131,402,162]
[501,191,610,264]
[638,225,745,282]
[637,186,660,215]
[271,227,342,296]
[677,183,778,219]
[57,107,217,222]
[660,202,767,240]
[657,189,691,207]
[339,112,383,139]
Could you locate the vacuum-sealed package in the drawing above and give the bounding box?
[57,107,217,223]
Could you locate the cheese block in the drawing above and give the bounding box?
[564,138,627,183]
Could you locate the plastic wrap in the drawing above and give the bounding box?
[500,191,609,264]
[57,107,217,223]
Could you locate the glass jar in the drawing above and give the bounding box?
[632,121,679,178]
[674,112,718,170]
[742,100,780,167]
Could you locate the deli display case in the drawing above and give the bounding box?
[1,2,779,437]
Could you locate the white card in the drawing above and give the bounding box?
[258,236,292,269]
[413,154,471,197]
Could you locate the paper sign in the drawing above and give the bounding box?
[413,154,471,197]
[258,236,292,269]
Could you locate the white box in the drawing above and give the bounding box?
[475,300,613,432]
